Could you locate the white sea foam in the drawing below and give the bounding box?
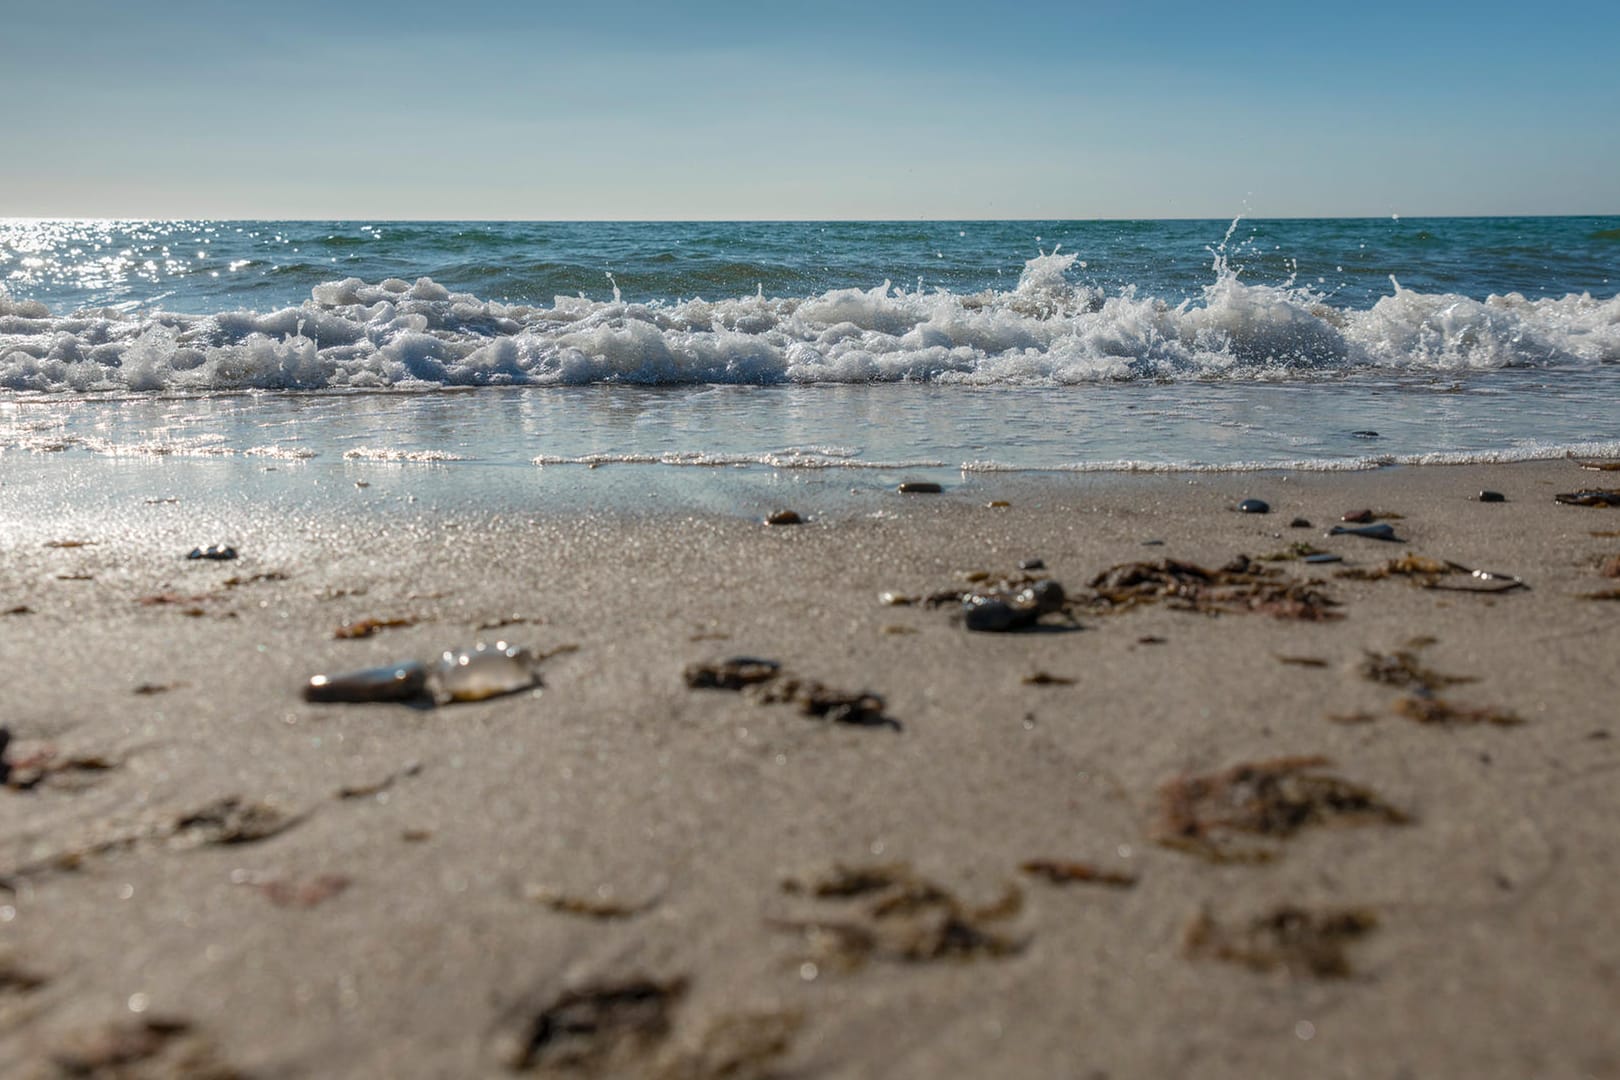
[532,450,948,469]
[958,439,1620,473]
[3,259,1615,393]
[341,447,467,462]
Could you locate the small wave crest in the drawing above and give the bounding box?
[2,256,1616,394]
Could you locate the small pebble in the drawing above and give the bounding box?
[765,509,803,526]
[987,500,1011,508]
[1341,509,1374,523]
[1479,490,1505,503]
[1237,499,1270,514]
[897,481,942,494]
[187,545,237,561]
[1289,517,1312,528]
[963,596,1017,632]
[1328,523,1399,541]
[1018,558,1045,571]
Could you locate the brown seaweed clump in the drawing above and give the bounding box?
[1154,756,1409,862]
[48,1017,244,1079]
[684,658,896,729]
[1185,904,1379,978]
[1019,859,1137,888]
[170,797,299,848]
[524,884,661,920]
[1554,488,1620,507]
[333,616,416,639]
[0,954,48,995]
[496,977,688,1075]
[1358,649,1477,694]
[0,729,118,793]
[1337,554,1526,592]
[773,863,1024,969]
[1393,696,1524,727]
[1082,557,1341,621]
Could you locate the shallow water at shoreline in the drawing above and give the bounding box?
[4,218,1616,500]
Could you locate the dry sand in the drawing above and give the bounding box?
[3,460,1619,1078]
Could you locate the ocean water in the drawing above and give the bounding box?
[2,217,1618,513]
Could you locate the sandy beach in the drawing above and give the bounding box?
[3,458,1619,1078]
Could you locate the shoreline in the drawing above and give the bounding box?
[3,458,1619,1076]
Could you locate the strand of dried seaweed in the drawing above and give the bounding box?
[1185,904,1379,978]
[1153,756,1409,863]
[1081,557,1341,621]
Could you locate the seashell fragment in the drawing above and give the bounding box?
[434,641,540,702]
[304,661,429,703]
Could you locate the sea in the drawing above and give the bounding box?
[2,217,1617,518]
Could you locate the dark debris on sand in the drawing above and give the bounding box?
[1359,648,1477,694]
[773,862,1025,969]
[1,729,119,793]
[1554,488,1620,507]
[1185,904,1379,979]
[1337,554,1526,592]
[1081,556,1341,621]
[911,571,1073,633]
[1393,696,1525,726]
[1154,756,1409,863]
[684,659,896,729]
[1019,859,1137,888]
[496,976,688,1075]
[170,797,299,848]
[48,1016,244,1079]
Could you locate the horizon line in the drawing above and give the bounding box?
[4,211,1619,226]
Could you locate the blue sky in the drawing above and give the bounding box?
[2,0,1616,219]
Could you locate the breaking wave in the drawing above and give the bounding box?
[2,253,1617,393]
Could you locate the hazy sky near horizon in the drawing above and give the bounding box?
[3,0,1616,220]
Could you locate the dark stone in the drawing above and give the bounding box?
[1478,491,1506,503]
[1328,523,1400,541]
[765,509,803,525]
[1351,430,1380,439]
[1237,499,1270,514]
[1289,517,1312,528]
[962,597,1017,632]
[1341,509,1374,523]
[187,545,237,561]
[1018,557,1045,571]
[897,481,943,494]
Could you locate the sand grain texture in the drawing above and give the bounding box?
[2,461,1618,1078]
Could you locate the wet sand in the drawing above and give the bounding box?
[3,460,1619,1078]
